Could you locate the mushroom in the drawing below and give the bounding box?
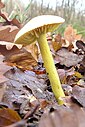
[14,15,65,104]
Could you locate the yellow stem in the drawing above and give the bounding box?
[37,33,65,105]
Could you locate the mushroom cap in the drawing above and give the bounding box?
[14,15,65,45]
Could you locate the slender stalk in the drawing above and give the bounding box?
[37,33,65,105]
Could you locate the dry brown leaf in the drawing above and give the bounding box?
[0,55,12,83]
[3,68,48,109]
[0,25,19,42]
[5,120,26,127]
[77,79,85,87]
[11,18,22,28]
[52,34,65,51]
[57,69,66,82]
[55,48,84,67]
[0,83,6,102]
[0,42,38,71]
[39,104,85,127]
[78,55,85,73]
[0,108,21,127]
[76,40,85,52]
[0,41,22,50]
[4,45,38,71]
[57,67,75,84]
[24,43,38,62]
[64,25,82,51]
[52,41,62,51]
[0,41,22,60]
[29,98,48,110]
[72,86,85,107]
[5,51,37,71]
[64,25,82,43]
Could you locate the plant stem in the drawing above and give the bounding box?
[37,33,65,105]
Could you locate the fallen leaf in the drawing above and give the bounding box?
[57,69,66,82]
[5,120,26,127]
[64,25,82,51]
[10,18,22,28]
[33,68,46,75]
[0,83,6,102]
[2,68,49,109]
[24,43,38,62]
[55,48,84,67]
[78,56,85,73]
[0,42,38,71]
[52,34,66,51]
[5,47,38,71]
[0,55,12,83]
[72,85,85,107]
[0,108,21,127]
[57,67,75,84]
[73,71,83,78]
[62,84,72,95]
[4,69,47,99]
[0,41,22,50]
[76,40,85,52]
[39,99,48,109]
[0,34,38,70]
[0,25,19,42]
[30,98,48,109]
[52,34,62,51]
[77,79,85,87]
[52,41,62,51]
[64,25,82,43]
[39,103,85,127]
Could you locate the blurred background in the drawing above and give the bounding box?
[1,0,85,37]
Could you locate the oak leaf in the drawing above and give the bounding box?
[64,25,82,51]
[0,25,19,42]
[64,25,82,43]
[0,108,21,127]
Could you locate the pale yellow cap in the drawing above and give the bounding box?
[14,15,65,46]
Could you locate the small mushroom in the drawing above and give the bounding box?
[14,15,65,104]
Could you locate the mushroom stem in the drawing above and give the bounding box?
[37,33,65,105]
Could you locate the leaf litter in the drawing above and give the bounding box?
[55,48,84,67]
[0,1,85,126]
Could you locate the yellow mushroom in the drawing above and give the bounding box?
[14,15,65,104]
